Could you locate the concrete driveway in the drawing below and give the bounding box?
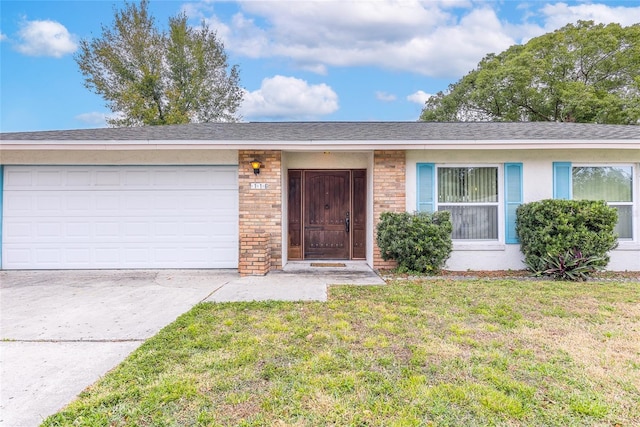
[0,263,383,426]
[0,269,238,427]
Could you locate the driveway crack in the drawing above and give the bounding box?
[199,281,231,303]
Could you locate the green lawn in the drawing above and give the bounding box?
[44,278,640,426]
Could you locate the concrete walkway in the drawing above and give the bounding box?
[0,263,384,427]
[206,261,384,302]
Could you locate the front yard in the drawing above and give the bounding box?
[44,278,640,426]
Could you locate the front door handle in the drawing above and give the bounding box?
[345,211,350,233]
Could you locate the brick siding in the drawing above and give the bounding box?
[373,150,406,269]
[238,233,271,276]
[238,150,282,275]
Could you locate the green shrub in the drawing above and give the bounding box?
[376,211,452,274]
[515,199,618,279]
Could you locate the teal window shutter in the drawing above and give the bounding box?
[504,163,523,244]
[417,163,435,212]
[553,162,572,199]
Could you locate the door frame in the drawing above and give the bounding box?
[287,169,366,260]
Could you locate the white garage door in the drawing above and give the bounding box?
[2,166,238,269]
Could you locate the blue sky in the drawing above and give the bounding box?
[1,0,640,132]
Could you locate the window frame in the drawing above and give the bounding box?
[426,164,505,243]
[571,163,635,241]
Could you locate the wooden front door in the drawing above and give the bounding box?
[288,169,366,261]
[304,171,351,259]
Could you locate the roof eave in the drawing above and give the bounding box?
[1,139,639,151]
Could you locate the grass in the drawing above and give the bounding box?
[43,278,640,426]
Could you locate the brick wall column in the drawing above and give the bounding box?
[373,150,406,270]
[238,150,282,276]
[239,233,271,276]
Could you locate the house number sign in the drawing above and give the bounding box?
[250,183,268,190]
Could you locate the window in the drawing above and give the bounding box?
[438,167,498,239]
[554,163,634,240]
[574,166,633,239]
[417,164,522,242]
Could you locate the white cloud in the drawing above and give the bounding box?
[240,75,339,120]
[188,1,513,78]
[187,1,640,79]
[540,3,640,29]
[16,19,77,57]
[299,63,329,75]
[75,112,109,127]
[376,91,397,102]
[0,33,7,42]
[407,91,433,105]
[505,3,640,44]
[404,8,513,76]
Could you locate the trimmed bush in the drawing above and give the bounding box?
[515,199,618,279]
[376,211,452,274]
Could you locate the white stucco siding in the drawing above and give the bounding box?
[284,151,370,169]
[608,249,640,271]
[446,245,526,271]
[405,149,640,271]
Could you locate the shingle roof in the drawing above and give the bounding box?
[2,121,639,141]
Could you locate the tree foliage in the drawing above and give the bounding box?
[76,0,242,127]
[420,21,640,124]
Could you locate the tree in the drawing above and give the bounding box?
[76,0,242,127]
[420,21,640,124]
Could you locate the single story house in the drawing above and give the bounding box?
[1,122,638,274]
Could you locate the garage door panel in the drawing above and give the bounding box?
[181,169,212,186]
[66,170,92,187]
[96,170,121,186]
[67,221,92,237]
[124,247,149,264]
[5,167,241,190]
[152,170,179,186]
[5,169,33,187]
[4,193,32,212]
[207,222,238,238]
[37,222,62,237]
[36,248,61,264]
[154,222,179,237]
[6,218,239,243]
[3,166,239,269]
[3,242,240,269]
[5,248,30,266]
[208,191,237,206]
[67,248,91,264]
[38,195,64,211]
[95,195,119,211]
[124,170,150,186]
[36,170,63,186]
[5,222,31,239]
[94,248,120,265]
[3,240,241,269]
[95,222,120,237]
